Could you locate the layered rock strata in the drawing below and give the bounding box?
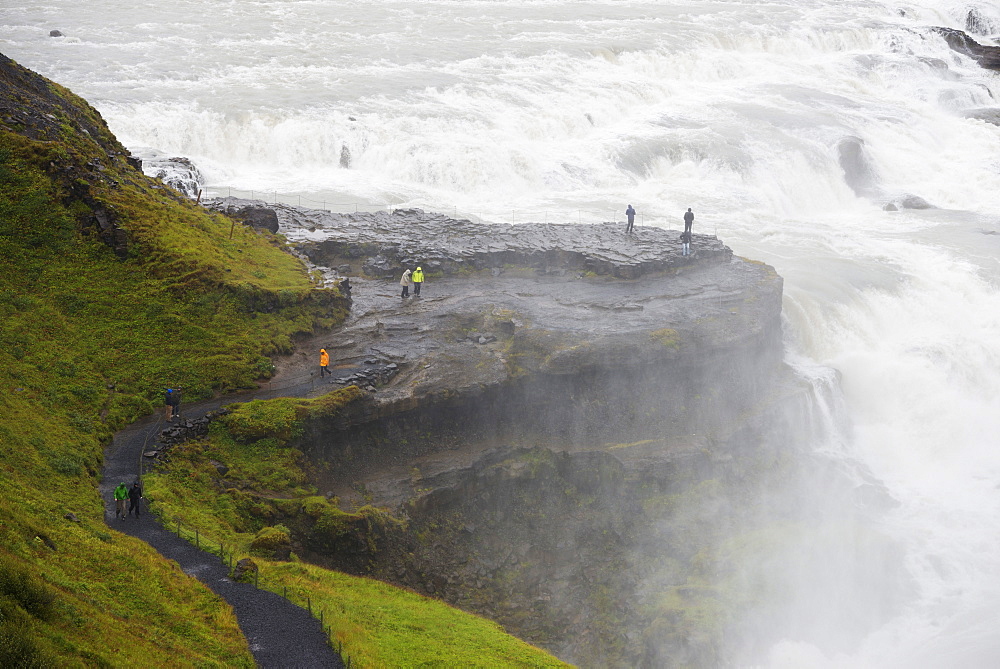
[203,201,901,667]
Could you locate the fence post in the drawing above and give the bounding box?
[176,520,180,536]
[195,529,199,548]
[307,596,312,614]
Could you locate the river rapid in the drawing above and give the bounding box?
[3,1,1000,666]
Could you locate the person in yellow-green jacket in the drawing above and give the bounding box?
[411,266,424,296]
[113,482,128,520]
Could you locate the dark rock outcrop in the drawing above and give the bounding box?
[214,200,814,664]
[207,198,281,233]
[933,27,1000,70]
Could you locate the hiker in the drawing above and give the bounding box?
[400,268,413,298]
[625,204,636,234]
[113,482,128,520]
[683,208,694,235]
[412,266,425,296]
[165,387,181,421]
[681,230,691,256]
[128,481,143,517]
[319,349,330,377]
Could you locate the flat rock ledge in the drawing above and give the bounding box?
[204,198,729,279]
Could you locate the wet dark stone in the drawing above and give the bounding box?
[203,199,732,280]
[933,27,1000,70]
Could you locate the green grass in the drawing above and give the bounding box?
[0,55,347,665]
[260,561,572,669]
[143,390,570,668]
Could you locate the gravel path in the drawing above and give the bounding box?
[102,385,345,669]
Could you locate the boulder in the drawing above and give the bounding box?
[232,557,259,582]
[933,27,1000,70]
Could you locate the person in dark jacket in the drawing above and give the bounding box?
[683,208,694,234]
[128,482,143,517]
[625,204,636,233]
[165,388,181,421]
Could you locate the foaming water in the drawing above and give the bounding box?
[4,0,1000,665]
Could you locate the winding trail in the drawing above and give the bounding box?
[101,379,345,669]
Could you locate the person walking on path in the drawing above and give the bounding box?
[165,388,181,421]
[683,208,694,235]
[319,349,330,377]
[113,482,128,520]
[400,268,413,298]
[127,481,143,517]
[625,204,636,234]
[412,266,425,296]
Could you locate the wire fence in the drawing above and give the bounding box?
[203,185,710,234]
[158,513,355,667]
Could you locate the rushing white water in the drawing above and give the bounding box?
[4,1,1000,665]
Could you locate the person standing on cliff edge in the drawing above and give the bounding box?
[319,348,330,377]
[400,268,412,298]
[412,266,425,296]
[683,207,694,235]
[625,204,636,234]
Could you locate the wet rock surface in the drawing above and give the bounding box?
[192,200,810,665]
[933,27,1000,70]
[204,197,731,280]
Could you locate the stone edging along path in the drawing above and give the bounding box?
[101,378,345,669]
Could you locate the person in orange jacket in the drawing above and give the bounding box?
[320,348,330,377]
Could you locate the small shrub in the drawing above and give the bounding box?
[250,525,291,553]
[49,455,82,477]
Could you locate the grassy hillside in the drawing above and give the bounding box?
[0,52,568,667]
[0,52,345,665]
[142,390,570,668]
